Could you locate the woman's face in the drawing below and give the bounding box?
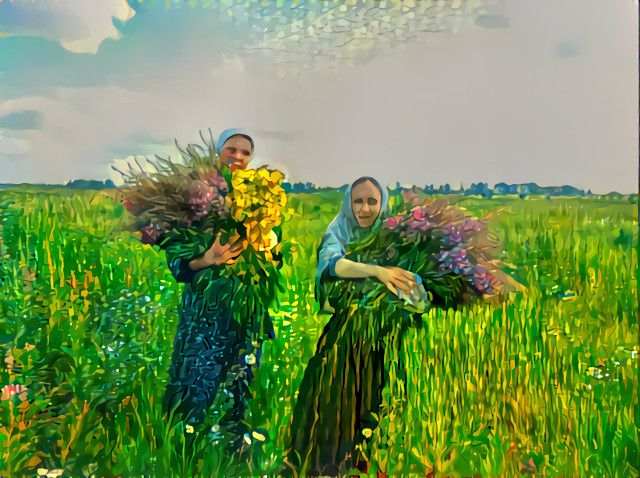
[351,180,382,227]
[219,135,253,171]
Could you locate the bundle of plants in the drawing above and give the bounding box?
[114,133,230,245]
[324,196,521,325]
[115,133,288,330]
[187,166,288,334]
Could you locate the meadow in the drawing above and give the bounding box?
[0,187,637,477]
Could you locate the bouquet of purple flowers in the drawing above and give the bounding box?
[338,192,521,312]
[385,196,511,297]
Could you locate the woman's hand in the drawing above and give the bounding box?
[375,266,417,297]
[189,233,244,270]
[205,234,244,265]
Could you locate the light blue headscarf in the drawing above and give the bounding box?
[315,179,429,314]
[315,179,390,302]
[215,128,255,155]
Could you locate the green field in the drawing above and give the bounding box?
[0,187,637,477]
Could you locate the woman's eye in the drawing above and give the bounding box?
[242,150,251,156]
[354,198,363,204]
[367,198,378,206]
[227,147,236,154]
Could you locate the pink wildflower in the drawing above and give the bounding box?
[412,208,426,221]
[1,384,27,401]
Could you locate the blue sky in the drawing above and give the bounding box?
[0,0,637,193]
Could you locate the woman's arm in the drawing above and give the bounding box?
[333,258,380,279]
[334,258,417,296]
[161,228,203,283]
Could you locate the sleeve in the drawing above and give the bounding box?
[167,254,197,284]
[160,226,210,284]
[327,255,342,277]
[314,224,347,310]
[316,222,347,280]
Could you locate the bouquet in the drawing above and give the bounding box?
[225,167,287,262]
[385,197,509,297]
[115,133,288,333]
[325,193,521,321]
[209,166,288,328]
[115,133,231,244]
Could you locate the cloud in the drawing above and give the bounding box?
[108,133,174,157]
[0,3,253,101]
[0,51,283,183]
[239,0,474,76]
[0,110,44,131]
[0,131,30,156]
[0,0,636,194]
[0,0,135,54]
[3,87,185,181]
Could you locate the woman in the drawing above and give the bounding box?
[284,177,421,476]
[160,129,273,447]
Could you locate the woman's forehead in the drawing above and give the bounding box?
[222,135,252,150]
[351,181,381,197]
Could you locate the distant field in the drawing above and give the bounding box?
[0,187,637,477]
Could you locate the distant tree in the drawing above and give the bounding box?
[494,183,518,195]
[465,182,493,199]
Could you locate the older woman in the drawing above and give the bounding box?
[284,176,424,477]
[161,129,272,448]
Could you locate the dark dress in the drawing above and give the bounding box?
[286,274,411,476]
[160,222,274,435]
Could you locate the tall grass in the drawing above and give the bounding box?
[0,188,637,477]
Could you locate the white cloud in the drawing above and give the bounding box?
[3,0,135,54]
[0,61,286,183]
[0,132,30,156]
[59,0,135,53]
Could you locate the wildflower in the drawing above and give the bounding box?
[1,384,27,401]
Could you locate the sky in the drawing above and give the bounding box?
[0,0,637,194]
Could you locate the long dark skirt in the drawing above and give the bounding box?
[286,307,389,476]
[161,286,261,434]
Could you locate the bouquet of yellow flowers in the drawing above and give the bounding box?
[211,167,287,328]
[225,167,287,262]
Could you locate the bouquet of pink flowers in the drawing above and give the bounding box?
[384,196,510,297]
[337,192,521,312]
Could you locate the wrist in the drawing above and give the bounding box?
[371,264,383,279]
